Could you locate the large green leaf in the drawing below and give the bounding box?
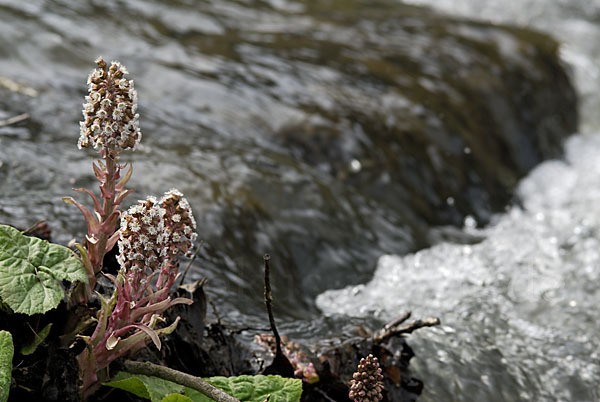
[193,375,302,402]
[0,225,87,315]
[0,330,14,402]
[105,372,302,402]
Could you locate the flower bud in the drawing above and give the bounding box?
[349,354,384,402]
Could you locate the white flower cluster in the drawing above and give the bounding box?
[78,57,141,154]
[117,189,197,288]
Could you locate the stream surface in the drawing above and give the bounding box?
[0,0,596,400]
[319,1,600,401]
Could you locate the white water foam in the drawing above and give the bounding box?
[317,133,600,401]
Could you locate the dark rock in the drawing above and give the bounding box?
[145,285,426,402]
[140,282,257,378]
[3,307,82,402]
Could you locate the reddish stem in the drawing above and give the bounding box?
[91,155,117,271]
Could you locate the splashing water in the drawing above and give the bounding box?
[317,132,600,400]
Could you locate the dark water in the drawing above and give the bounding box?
[0,1,587,399]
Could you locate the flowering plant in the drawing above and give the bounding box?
[77,191,198,393]
[63,57,141,302]
[255,334,319,384]
[62,58,198,396]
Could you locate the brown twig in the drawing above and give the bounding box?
[0,77,38,96]
[263,254,282,356]
[0,113,29,127]
[383,311,412,331]
[373,317,440,344]
[261,255,295,377]
[178,240,204,288]
[21,220,46,235]
[123,360,239,402]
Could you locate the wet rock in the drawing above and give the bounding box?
[272,1,577,228]
[311,336,421,402]
[142,284,427,402]
[140,282,257,378]
[0,0,578,317]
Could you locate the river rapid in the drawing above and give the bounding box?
[0,0,595,400]
[318,1,600,401]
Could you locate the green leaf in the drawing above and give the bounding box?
[0,330,14,402]
[105,372,302,402]
[104,372,184,402]
[0,225,87,315]
[200,375,302,402]
[20,323,52,355]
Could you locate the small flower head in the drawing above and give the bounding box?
[78,57,141,156]
[349,354,384,402]
[159,189,197,258]
[118,197,163,295]
[117,190,197,294]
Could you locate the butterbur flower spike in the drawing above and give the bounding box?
[349,354,384,402]
[78,57,141,157]
[117,190,197,299]
[77,190,197,395]
[72,58,197,398]
[67,58,139,303]
[155,189,198,293]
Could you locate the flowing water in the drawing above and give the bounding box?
[318,134,600,400]
[3,0,574,320]
[0,0,596,400]
[318,1,600,400]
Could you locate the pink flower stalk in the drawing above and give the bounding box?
[64,57,140,301]
[77,190,197,395]
[349,354,384,402]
